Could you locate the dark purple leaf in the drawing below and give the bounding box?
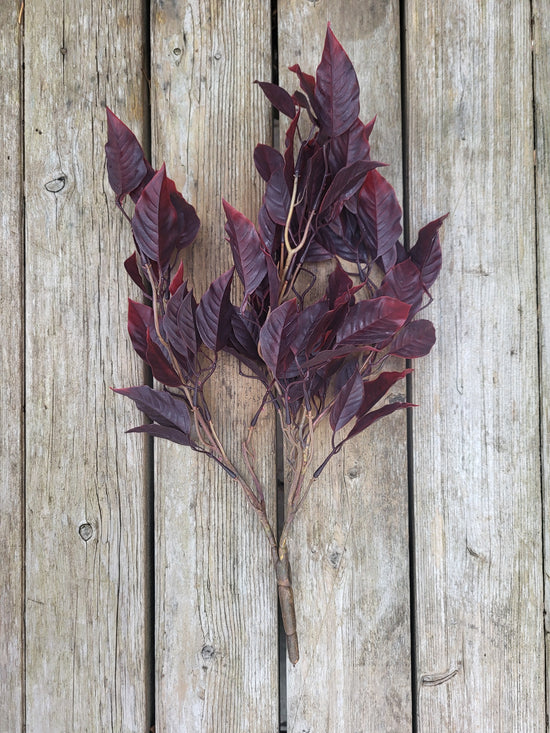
[128,299,154,361]
[325,261,357,308]
[113,385,190,433]
[288,64,316,109]
[254,144,285,182]
[330,368,363,431]
[258,299,298,377]
[314,25,360,138]
[229,308,260,357]
[223,200,267,303]
[257,203,278,253]
[124,252,148,292]
[292,300,331,361]
[132,165,199,269]
[145,331,181,387]
[409,214,447,288]
[195,268,235,351]
[360,368,412,414]
[169,261,185,295]
[328,118,372,172]
[131,165,175,267]
[357,169,402,266]
[255,80,297,119]
[105,108,153,204]
[167,183,201,253]
[283,112,300,187]
[336,297,411,346]
[319,160,374,217]
[264,167,291,226]
[390,319,436,358]
[347,401,413,439]
[377,259,424,316]
[127,423,194,447]
[164,283,199,367]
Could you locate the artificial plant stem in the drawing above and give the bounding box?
[275,547,299,665]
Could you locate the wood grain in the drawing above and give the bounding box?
[24,2,151,729]
[405,1,545,729]
[150,2,279,730]
[0,5,24,731]
[533,0,550,717]
[277,4,412,731]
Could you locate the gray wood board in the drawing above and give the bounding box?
[406,1,545,729]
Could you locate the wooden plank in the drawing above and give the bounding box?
[24,3,151,730]
[277,5,412,731]
[150,2,278,730]
[405,1,545,729]
[0,5,24,730]
[533,1,550,721]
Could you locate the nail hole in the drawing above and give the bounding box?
[173,47,181,56]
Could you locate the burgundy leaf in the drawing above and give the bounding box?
[314,25,360,138]
[124,252,148,292]
[328,118,371,171]
[258,299,298,377]
[128,299,154,361]
[132,165,199,269]
[255,80,296,119]
[347,401,413,439]
[283,112,300,187]
[319,160,374,217]
[326,261,353,307]
[223,200,267,302]
[301,342,377,372]
[288,64,316,110]
[336,297,411,346]
[169,261,185,295]
[145,331,181,387]
[127,423,194,447]
[105,108,153,204]
[377,259,424,316]
[330,368,363,432]
[360,369,412,415]
[195,268,235,351]
[230,307,259,350]
[164,283,199,367]
[263,166,291,226]
[113,385,190,433]
[389,319,436,358]
[131,165,175,266]
[292,300,331,361]
[167,183,201,253]
[409,214,447,288]
[357,169,402,266]
[254,144,285,182]
[304,303,347,357]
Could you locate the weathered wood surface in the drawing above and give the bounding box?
[533,0,550,715]
[0,5,24,731]
[23,1,151,730]
[150,1,278,730]
[277,3,412,731]
[3,1,549,731]
[406,1,545,730]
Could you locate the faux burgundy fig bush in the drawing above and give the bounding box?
[106,25,445,664]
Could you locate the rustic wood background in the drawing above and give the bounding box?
[1,0,547,730]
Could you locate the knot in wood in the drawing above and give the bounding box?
[78,522,93,542]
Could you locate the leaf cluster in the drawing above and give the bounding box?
[106,23,445,499]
